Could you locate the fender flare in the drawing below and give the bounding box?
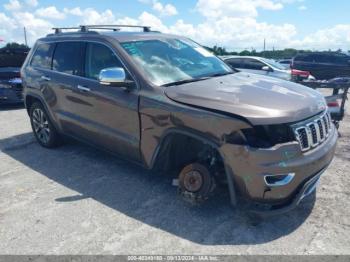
[24,92,61,132]
[149,128,237,206]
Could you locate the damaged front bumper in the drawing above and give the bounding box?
[220,122,338,215]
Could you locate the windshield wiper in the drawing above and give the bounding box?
[162,77,210,87]
[207,72,235,78]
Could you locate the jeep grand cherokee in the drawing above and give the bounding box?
[21,25,337,215]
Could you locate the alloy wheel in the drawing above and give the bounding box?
[32,108,50,144]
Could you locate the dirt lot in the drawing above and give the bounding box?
[0,100,349,255]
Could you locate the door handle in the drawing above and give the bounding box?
[41,76,51,81]
[77,85,90,92]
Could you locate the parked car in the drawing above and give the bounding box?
[222,56,314,82]
[21,25,337,216]
[292,52,350,80]
[0,48,28,105]
[277,59,292,67]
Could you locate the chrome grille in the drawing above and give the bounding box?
[293,112,332,152]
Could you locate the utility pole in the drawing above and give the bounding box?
[23,27,28,47]
[263,38,266,57]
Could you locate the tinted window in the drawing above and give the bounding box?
[314,54,329,63]
[242,58,265,70]
[328,55,349,64]
[295,54,312,62]
[31,43,54,69]
[53,42,84,76]
[226,58,242,68]
[85,43,123,80]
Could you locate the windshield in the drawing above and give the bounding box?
[260,58,287,71]
[121,38,232,86]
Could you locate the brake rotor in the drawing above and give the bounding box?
[183,170,203,192]
[178,163,215,203]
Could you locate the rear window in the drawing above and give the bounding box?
[225,58,242,68]
[241,58,265,70]
[31,43,54,69]
[295,53,350,64]
[52,42,84,76]
[327,55,349,64]
[294,54,313,62]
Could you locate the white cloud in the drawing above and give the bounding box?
[0,12,17,31]
[0,11,52,45]
[139,0,178,16]
[167,17,297,51]
[4,0,21,11]
[152,2,177,16]
[36,6,65,20]
[196,0,283,19]
[298,5,307,10]
[138,11,168,30]
[0,1,349,51]
[26,0,38,7]
[291,24,350,50]
[63,7,83,16]
[254,0,283,10]
[64,7,116,24]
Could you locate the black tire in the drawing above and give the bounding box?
[178,163,215,203]
[30,102,62,148]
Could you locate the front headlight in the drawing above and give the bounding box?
[241,124,295,148]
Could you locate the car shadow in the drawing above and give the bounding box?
[1,133,315,245]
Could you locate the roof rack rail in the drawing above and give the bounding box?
[52,27,81,34]
[80,25,151,32]
[51,25,151,34]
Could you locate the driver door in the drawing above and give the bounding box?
[67,42,140,162]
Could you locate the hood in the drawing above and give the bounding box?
[165,72,327,125]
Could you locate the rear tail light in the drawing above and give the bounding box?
[291,69,310,77]
[327,101,340,107]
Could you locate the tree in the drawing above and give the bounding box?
[0,42,29,50]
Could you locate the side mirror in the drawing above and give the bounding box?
[262,66,273,72]
[99,67,134,89]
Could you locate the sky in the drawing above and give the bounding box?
[0,0,350,51]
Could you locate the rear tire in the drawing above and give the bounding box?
[30,102,62,148]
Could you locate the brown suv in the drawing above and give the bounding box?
[21,25,337,216]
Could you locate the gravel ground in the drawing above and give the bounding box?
[0,101,349,255]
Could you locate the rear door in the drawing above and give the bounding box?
[49,41,86,131]
[22,42,57,110]
[63,41,140,161]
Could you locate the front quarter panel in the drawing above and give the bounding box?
[139,88,251,168]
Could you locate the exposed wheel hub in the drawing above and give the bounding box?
[178,163,215,204]
[183,170,203,192]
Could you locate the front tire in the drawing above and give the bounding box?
[30,102,62,148]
